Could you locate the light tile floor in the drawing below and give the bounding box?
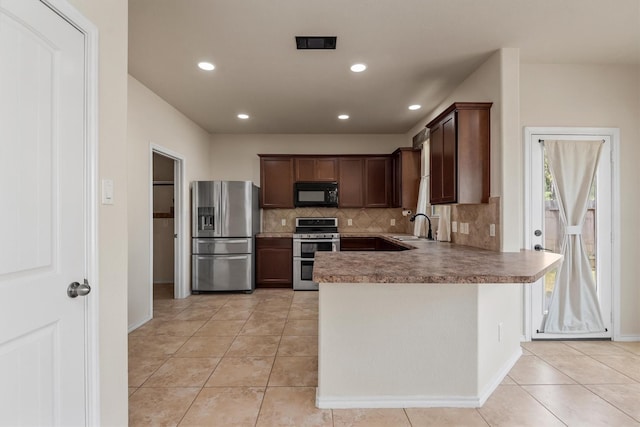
[129,287,640,426]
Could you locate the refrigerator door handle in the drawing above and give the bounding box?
[219,181,228,237]
[217,255,248,261]
[214,181,222,237]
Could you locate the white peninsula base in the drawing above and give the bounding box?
[316,282,523,409]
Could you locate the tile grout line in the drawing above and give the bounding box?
[516,383,569,426]
[154,301,220,426]
[579,383,640,424]
[253,295,291,427]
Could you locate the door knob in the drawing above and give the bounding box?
[68,279,91,298]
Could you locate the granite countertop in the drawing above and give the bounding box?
[314,235,562,284]
[256,232,294,238]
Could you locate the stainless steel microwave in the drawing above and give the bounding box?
[294,182,339,207]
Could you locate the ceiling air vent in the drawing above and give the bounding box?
[295,36,337,50]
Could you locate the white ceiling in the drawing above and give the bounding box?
[128,0,640,134]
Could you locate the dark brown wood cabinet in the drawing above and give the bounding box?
[340,236,377,251]
[295,158,338,182]
[341,236,408,251]
[259,153,402,209]
[364,157,392,207]
[338,157,364,207]
[255,237,293,288]
[259,156,294,208]
[392,148,421,210]
[427,102,491,204]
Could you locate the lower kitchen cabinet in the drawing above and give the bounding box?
[340,237,377,251]
[340,236,407,252]
[256,237,293,288]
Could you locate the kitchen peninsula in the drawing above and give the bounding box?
[313,238,561,409]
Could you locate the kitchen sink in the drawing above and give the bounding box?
[391,235,421,241]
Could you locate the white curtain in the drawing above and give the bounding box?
[542,140,606,333]
[414,141,430,237]
[437,206,451,241]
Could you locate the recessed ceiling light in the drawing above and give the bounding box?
[350,63,367,73]
[237,113,250,120]
[338,114,350,120]
[408,104,422,110]
[198,62,215,71]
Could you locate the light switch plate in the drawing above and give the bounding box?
[347,219,353,226]
[390,219,396,226]
[281,219,286,226]
[101,179,114,205]
[489,224,496,237]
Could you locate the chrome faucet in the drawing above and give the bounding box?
[409,213,434,240]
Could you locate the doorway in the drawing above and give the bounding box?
[152,152,176,299]
[150,146,186,304]
[524,127,620,340]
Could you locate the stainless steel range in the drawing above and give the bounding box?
[293,218,340,290]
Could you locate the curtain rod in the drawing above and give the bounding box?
[538,139,605,143]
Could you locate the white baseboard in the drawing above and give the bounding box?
[316,392,481,409]
[477,347,523,406]
[127,314,153,333]
[614,335,640,342]
[316,348,523,410]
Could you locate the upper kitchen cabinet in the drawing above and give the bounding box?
[340,156,393,208]
[338,157,364,207]
[392,148,421,210]
[259,155,294,208]
[295,157,338,182]
[427,102,492,204]
[364,156,392,207]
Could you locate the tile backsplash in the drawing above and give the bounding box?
[262,197,501,252]
[263,208,409,233]
[449,196,501,251]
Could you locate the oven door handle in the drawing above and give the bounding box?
[294,239,340,244]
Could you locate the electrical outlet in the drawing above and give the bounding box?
[347,219,353,226]
[465,223,470,234]
[452,221,457,233]
[489,224,496,237]
[281,219,286,226]
[390,219,396,226]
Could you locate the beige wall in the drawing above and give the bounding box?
[520,63,640,337]
[66,0,129,425]
[209,134,409,184]
[127,76,212,330]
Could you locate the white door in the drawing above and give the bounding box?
[0,1,89,425]
[525,129,614,340]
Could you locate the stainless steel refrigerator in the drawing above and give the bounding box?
[191,181,260,293]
